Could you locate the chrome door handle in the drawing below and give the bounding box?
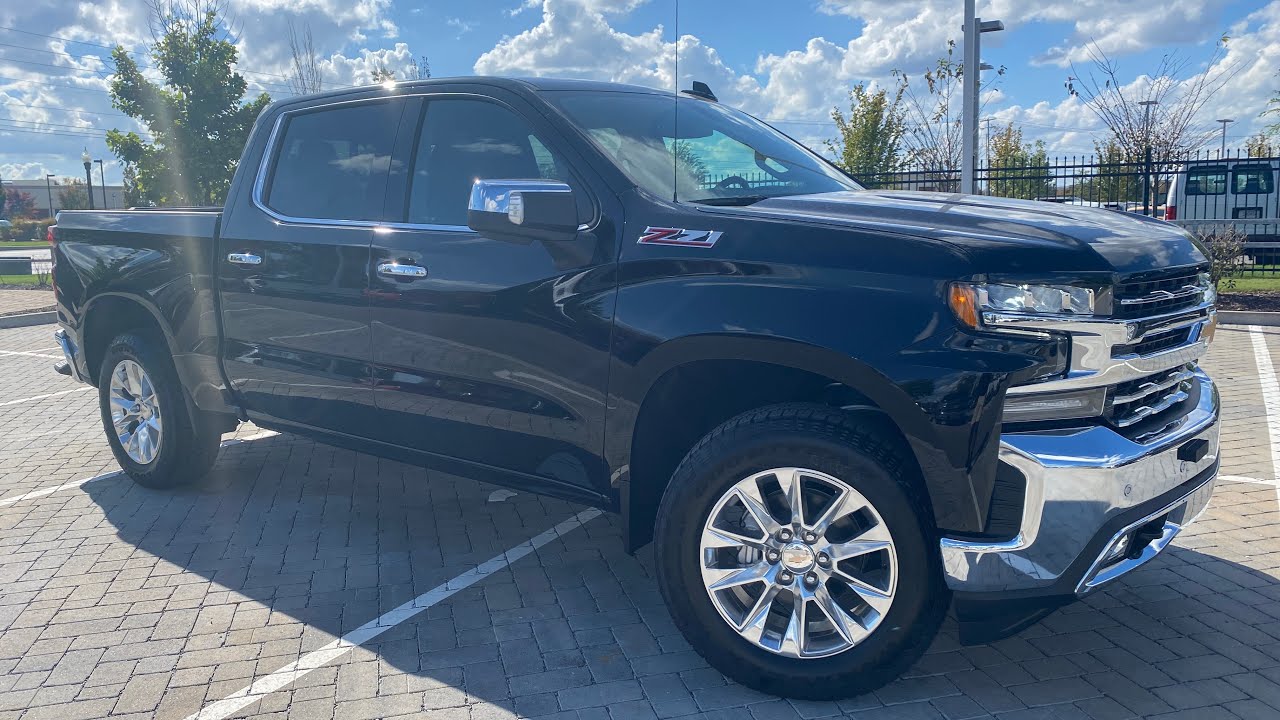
[227,252,262,265]
[377,262,427,278]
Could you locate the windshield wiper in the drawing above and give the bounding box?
[689,195,773,206]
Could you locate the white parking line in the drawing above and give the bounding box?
[1248,326,1280,508]
[0,387,95,407]
[0,430,278,508]
[185,507,604,720]
[0,349,63,360]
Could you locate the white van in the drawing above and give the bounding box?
[1166,158,1279,240]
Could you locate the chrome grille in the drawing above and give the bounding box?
[1112,326,1193,358]
[1113,271,1205,319]
[1106,365,1195,428]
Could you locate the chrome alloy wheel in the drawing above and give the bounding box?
[699,467,898,659]
[108,359,163,465]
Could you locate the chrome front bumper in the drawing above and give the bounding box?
[940,371,1219,595]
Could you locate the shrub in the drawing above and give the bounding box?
[1196,224,1246,291]
[0,217,55,242]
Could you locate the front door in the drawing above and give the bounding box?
[367,93,617,497]
[219,97,409,435]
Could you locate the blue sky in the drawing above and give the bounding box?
[1,0,1278,185]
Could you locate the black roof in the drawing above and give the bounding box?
[267,76,672,112]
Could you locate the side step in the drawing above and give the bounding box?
[53,361,71,377]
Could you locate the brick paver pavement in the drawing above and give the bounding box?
[0,290,54,318]
[0,321,1278,719]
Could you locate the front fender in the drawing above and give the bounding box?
[607,331,1016,540]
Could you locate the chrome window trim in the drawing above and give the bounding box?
[252,91,600,235]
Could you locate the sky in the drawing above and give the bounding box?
[1,0,1279,187]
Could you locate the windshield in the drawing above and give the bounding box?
[548,91,860,204]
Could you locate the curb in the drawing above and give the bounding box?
[0,311,56,329]
[1220,310,1280,327]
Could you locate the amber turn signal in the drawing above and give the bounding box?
[948,283,980,329]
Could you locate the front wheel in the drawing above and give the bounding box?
[98,331,222,488]
[654,404,948,699]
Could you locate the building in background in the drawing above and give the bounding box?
[4,180,126,217]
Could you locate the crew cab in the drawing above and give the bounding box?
[50,77,1220,698]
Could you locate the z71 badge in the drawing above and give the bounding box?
[637,227,722,248]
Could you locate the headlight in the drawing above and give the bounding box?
[1198,272,1217,306]
[949,282,1096,328]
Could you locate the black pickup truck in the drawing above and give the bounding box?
[50,77,1220,698]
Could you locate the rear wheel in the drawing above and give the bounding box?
[98,331,222,488]
[654,404,948,699]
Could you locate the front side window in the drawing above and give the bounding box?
[549,91,859,205]
[265,101,403,221]
[1184,166,1227,196]
[1232,165,1275,194]
[407,99,585,227]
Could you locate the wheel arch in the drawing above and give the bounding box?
[617,335,947,552]
[81,292,176,386]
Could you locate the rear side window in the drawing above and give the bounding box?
[1232,165,1275,194]
[265,101,403,221]
[1184,166,1226,196]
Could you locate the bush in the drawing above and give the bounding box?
[0,217,55,242]
[1196,224,1246,291]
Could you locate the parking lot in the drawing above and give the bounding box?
[0,322,1278,720]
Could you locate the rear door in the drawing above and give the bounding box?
[218,97,409,435]
[365,91,619,498]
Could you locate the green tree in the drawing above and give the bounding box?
[56,178,91,210]
[1246,131,1276,158]
[826,81,907,181]
[107,1,270,206]
[1072,139,1142,203]
[987,123,1053,200]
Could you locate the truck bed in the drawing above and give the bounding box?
[50,208,232,413]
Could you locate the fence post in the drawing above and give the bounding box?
[1141,146,1154,217]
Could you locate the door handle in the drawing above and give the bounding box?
[377,262,427,278]
[227,252,262,265]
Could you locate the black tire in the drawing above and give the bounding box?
[98,331,222,488]
[654,403,949,699]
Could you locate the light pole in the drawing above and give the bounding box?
[961,0,1004,194]
[45,174,55,220]
[1138,100,1158,216]
[94,159,107,209]
[1216,119,1234,158]
[81,149,95,210]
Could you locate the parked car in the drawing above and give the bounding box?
[50,77,1220,699]
[1166,158,1279,239]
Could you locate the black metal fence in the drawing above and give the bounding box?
[855,150,1280,276]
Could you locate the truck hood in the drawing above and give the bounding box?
[740,190,1207,276]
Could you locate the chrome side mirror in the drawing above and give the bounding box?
[467,179,578,243]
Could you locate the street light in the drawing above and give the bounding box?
[81,148,95,210]
[1216,119,1234,158]
[45,174,56,220]
[94,159,107,209]
[961,0,1004,194]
